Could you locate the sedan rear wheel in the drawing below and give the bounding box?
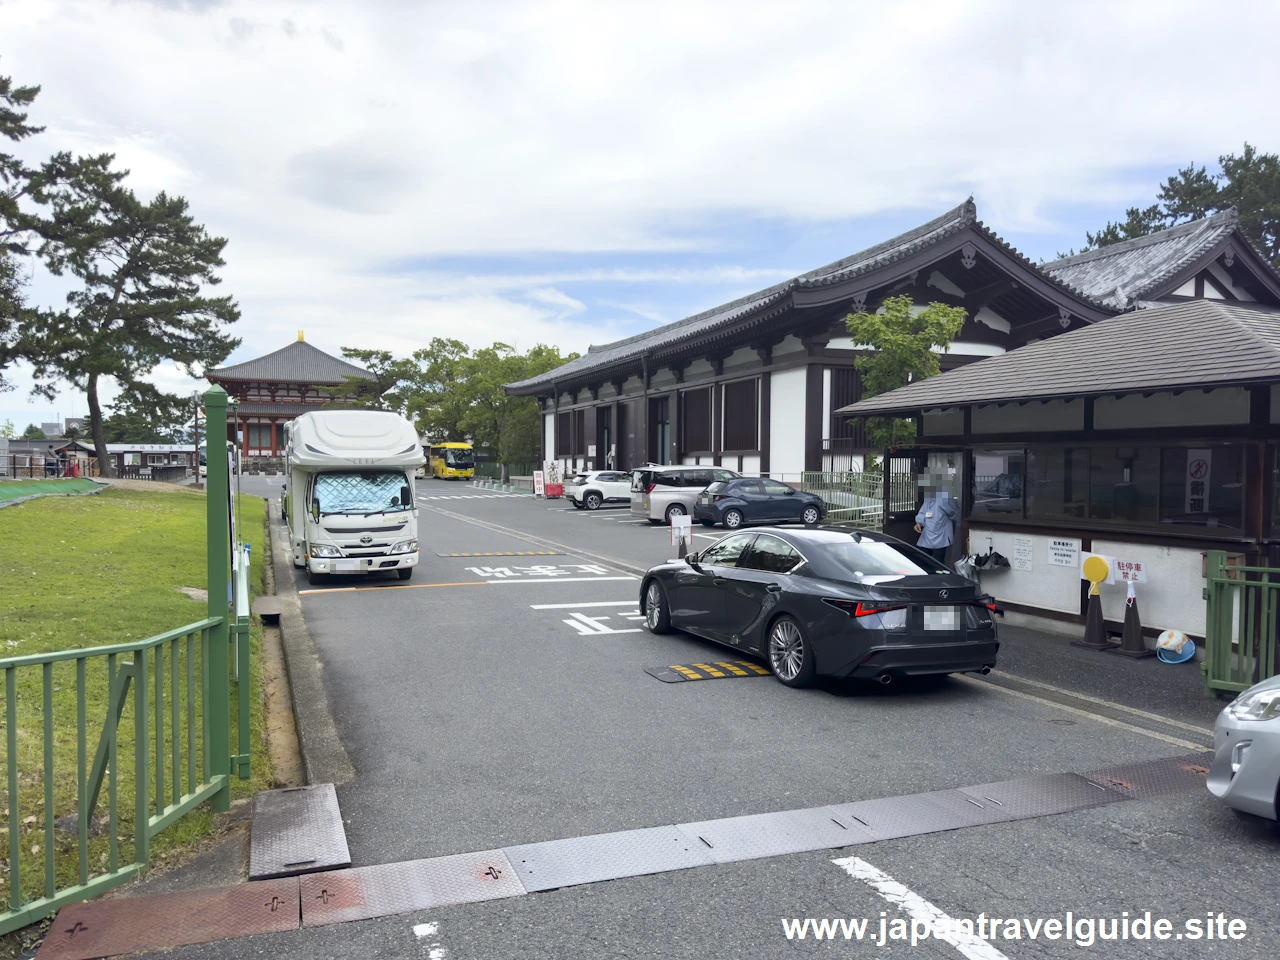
[585,492,602,510]
[723,508,744,529]
[644,580,672,634]
[801,505,821,525]
[768,616,815,688]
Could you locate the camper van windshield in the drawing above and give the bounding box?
[314,471,409,515]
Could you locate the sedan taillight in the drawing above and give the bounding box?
[822,598,908,618]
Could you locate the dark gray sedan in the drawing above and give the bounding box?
[639,527,999,688]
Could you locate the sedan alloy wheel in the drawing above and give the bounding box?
[645,580,671,633]
[586,492,602,510]
[769,616,815,687]
[723,508,744,529]
[801,505,821,525]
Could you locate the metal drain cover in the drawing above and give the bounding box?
[677,806,873,863]
[959,772,1125,819]
[1081,752,1213,800]
[250,784,351,880]
[37,879,299,960]
[830,788,1011,839]
[504,826,714,892]
[300,850,525,926]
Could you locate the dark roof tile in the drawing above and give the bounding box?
[209,341,374,384]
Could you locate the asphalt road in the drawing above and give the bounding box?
[172,477,1278,959]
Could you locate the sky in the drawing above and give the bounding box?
[2,0,1278,429]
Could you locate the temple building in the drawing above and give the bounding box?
[206,332,374,459]
[505,201,1280,477]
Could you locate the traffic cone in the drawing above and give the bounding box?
[1072,582,1115,650]
[1108,579,1154,658]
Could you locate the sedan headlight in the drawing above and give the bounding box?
[1227,687,1280,722]
[390,539,419,555]
[309,543,341,558]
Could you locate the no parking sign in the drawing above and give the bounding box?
[670,514,693,550]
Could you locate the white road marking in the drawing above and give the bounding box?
[987,670,1213,735]
[531,601,637,609]
[561,612,643,635]
[492,576,638,583]
[832,857,1011,960]
[412,920,447,958]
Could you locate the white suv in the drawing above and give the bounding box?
[567,470,633,510]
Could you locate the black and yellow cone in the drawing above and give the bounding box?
[1072,556,1116,650]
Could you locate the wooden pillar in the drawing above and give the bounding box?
[712,381,722,466]
[804,363,824,472]
[759,371,772,476]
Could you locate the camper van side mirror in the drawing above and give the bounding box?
[311,498,320,522]
[400,485,412,509]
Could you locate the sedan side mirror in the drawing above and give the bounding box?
[784,488,795,495]
[684,553,701,568]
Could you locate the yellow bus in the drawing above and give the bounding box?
[428,441,475,480]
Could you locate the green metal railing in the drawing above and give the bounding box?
[0,384,248,934]
[1203,550,1280,695]
[799,470,918,529]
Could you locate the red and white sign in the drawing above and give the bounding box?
[1113,559,1148,583]
[533,470,545,496]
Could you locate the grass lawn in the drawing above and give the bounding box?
[0,486,274,913]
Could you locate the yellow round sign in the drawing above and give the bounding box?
[1082,555,1109,584]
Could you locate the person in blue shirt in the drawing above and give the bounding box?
[914,474,959,564]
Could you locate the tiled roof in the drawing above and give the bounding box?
[507,200,1006,393]
[209,341,374,384]
[835,300,1280,415]
[1042,209,1238,310]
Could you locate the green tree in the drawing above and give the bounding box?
[843,294,967,449]
[0,417,14,438]
[1082,142,1280,267]
[322,347,418,412]
[28,170,239,476]
[20,421,45,439]
[404,337,473,442]
[460,343,577,480]
[0,62,43,392]
[101,389,191,443]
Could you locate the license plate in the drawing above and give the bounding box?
[923,606,959,631]
[334,559,361,572]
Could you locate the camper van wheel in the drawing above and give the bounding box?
[397,567,413,581]
[306,562,326,586]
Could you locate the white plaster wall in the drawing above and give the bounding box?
[650,369,677,390]
[972,399,1083,434]
[1208,262,1256,301]
[741,454,761,476]
[940,342,1005,357]
[923,409,964,436]
[724,346,758,371]
[685,359,715,380]
[599,383,618,400]
[1095,388,1249,430]
[767,366,807,477]
[967,527,1081,614]
[623,376,644,393]
[773,334,805,357]
[681,456,699,466]
[1091,539,1207,636]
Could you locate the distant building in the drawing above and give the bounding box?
[40,422,61,439]
[205,332,375,457]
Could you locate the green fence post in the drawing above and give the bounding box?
[1203,550,1226,695]
[133,650,150,864]
[204,385,232,811]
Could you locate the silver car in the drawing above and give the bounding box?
[1208,674,1280,820]
[630,464,741,524]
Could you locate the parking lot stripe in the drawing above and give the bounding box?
[299,580,490,596]
[530,601,637,609]
[952,674,1208,750]
[832,857,1012,959]
[491,576,637,584]
[437,551,560,557]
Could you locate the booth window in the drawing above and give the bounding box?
[1158,446,1243,533]
[1089,446,1159,523]
[970,449,1024,518]
[1026,447,1087,519]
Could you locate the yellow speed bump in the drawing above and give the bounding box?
[644,661,772,683]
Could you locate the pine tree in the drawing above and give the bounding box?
[29,168,239,476]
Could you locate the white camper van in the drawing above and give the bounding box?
[282,410,425,585]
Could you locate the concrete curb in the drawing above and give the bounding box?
[266,500,355,787]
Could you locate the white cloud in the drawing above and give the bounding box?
[2,0,1279,419]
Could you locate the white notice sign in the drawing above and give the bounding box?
[1113,559,1147,583]
[669,514,693,548]
[533,470,545,496]
[1048,537,1080,567]
[1012,536,1033,572]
